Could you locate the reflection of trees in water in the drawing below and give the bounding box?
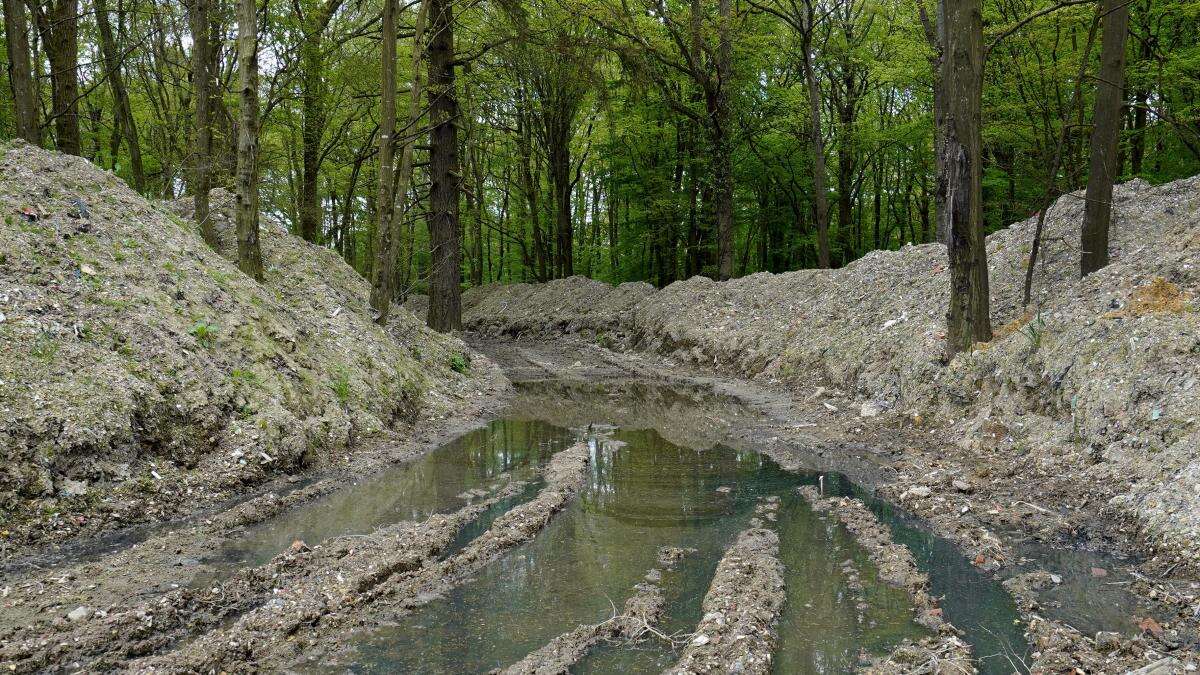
[220,418,575,565]
[580,429,751,525]
[509,379,763,451]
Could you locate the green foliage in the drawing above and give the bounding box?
[330,368,352,404]
[1020,313,1047,351]
[189,321,218,347]
[448,353,470,374]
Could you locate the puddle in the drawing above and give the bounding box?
[214,379,1150,673]
[312,427,931,674]
[1012,542,1148,636]
[204,419,575,570]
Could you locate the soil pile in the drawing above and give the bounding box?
[462,176,1200,572]
[0,140,498,549]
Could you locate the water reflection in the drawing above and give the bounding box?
[327,428,932,674]
[206,419,575,569]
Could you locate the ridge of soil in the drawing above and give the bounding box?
[456,175,1200,579]
[798,486,975,674]
[498,572,667,675]
[665,520,785,675]
[134,442,591,672]
[0,140,504,555]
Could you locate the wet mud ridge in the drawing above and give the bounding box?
[497,570,668,674]
[132,443,590,672]
[1,444,588,673]
[797,487,975,674]
[666,509,785,674]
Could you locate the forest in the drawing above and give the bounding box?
[4,0,1199,350]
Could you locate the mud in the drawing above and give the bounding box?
[664,523,785,675]
[122,443,589,672]
[473,335,1200,673]
[497,574,666,675]
[798,486,976,674]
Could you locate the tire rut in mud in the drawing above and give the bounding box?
[126,443,591,672]
[796,486,974,674]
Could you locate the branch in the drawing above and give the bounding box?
[985,0,1098,56]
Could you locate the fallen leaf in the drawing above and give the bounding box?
[1138,617,1163,636]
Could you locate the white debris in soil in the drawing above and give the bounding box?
[462,176,1200,574]
[0,140,498,544]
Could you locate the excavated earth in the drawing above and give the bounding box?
[452,175,1200,672]
[3,142,1200,673]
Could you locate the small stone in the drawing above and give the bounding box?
[952,479,973,493]
[1094,631,1121,652]
[66,606,92,622]
[1049,573,1063,584]
[691,634,710,646]
[59,479,88,497]
[859,401,881,418]
[715,486,733,494]
[904,486,932,500]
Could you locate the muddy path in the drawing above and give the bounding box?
[471,335,1200,672]
[1,332,1196,673]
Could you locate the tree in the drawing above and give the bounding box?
[94,0,146,191]
[190,0,218,247]
[370,0,429,323]
[747,0,832,268]
[1081,0,1131,276]
[297,0,346,244]
[426,0,462,332]
[940,0,992,357]
[27,0,82,154]
[235,0,263,280]
[3,0,38,143]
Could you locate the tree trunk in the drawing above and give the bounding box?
[1080,0,1130,276]
[941,0,991,357]
[548,122,572,278]
[713,0,734,280]
[94,0,145,191]
[299,44,325,243]
[298,1,344,243]
[30,0,81,155]
[3,0,39,143]
[235,0,263,281]
[370,0,428,321]
[189,0,217,247]
[426,0,462,332]
[800,15,831,268]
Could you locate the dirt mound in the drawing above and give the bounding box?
[0,140,497,548]
[462,176,1200,572]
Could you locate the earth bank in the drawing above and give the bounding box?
[0,140,504,553]
[457,175,1200,577]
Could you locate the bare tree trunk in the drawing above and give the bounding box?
[1081,0,1130,276]
[29,0,81,155]
[3,0,39,143]
[94,0,145,191]
[941,0,991,357]
[1022,6,1101,306]
[235,0,263,281]
[548,122,572,278]
[426,0,462,332]
[189,0,217,246]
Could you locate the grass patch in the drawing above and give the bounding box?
[189,320,218,347]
